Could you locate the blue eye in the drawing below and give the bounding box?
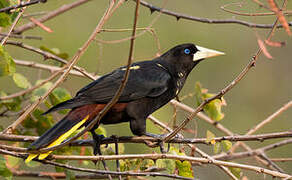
[184,48,190,54]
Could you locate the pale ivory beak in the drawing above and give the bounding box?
[193,46,225,61]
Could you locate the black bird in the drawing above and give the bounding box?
[25,43,224,162]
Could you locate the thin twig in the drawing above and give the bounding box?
[13,59,98,79]
[148,116,238,180]
[11,170,122,179]
[221,2,292,16]
[13,0,92,34]
[2,130,292,153]
[45,154,292,179]
[6,41,96,80]
[1,8,25,45]
[2,148,291,179]
[0,33,42,40]
[213,138,292,161]
[270,158,292,162]
[137,0,292,29]
[115,138,122,180]
[230,100,292,152]
[170,99,284,172]
[0,149,193,180]
[0,0,46,13]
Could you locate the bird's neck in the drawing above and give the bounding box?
[155,59,198,80]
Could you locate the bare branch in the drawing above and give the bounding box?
[5,41,96,80]
[0,149,193,180]
[230,100,292,152]
[214,138,292,161]
[1,9,25,45]
[13,59,98,79]
[0,0,46,13]
[170,100,283,172]
[13,0,92,34]
[137,0,292,29]
[0,33,42,40]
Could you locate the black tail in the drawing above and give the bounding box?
[42,98,83,115]
[28,113,80,150]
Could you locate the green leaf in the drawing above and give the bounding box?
[0,0,20,27]
[0,155,12,180]
[228,167,241,178]
[0,13,11,27]
[119,160,128,172]
[1,93,21,112]
[206,130,215,144]
[95,126,107,137]
[204,97,225,121]
[40,46,69,60]
[195,82,226,121]
[30,81,53,102]
[33,108,54,135]
[0,45,15,76]
[175,160,193,178]
[156,159,176,173]
[23,116,37,128]
[0,91,12,104]
[12,73,31,89]
[140,159,155,171]
[213,142,221,154]
[222,140,232,152]
[49,87,71,114]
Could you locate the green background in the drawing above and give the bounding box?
[1,0,292,179]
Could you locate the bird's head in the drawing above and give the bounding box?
[161,43,224,75]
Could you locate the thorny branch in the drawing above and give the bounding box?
[137,0,292,29]
[1,130,292,148]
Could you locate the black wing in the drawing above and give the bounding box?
[77,61,171,102]
[44,61,171,114]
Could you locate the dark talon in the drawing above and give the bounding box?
[143,132,173,153]
[158,141,170,153]
[91,130,105,156]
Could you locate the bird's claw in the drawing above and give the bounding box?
[91,134,105,156]
[159,141,170,153]
[144,132,177,153]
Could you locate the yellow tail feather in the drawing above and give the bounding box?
[25,115,89,163]
[25,154,38,163]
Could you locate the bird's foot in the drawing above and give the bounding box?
[143,132,181,153]
[91,132,106,156]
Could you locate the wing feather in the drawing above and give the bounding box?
[44,60,171,113]
[76,61,171,103]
